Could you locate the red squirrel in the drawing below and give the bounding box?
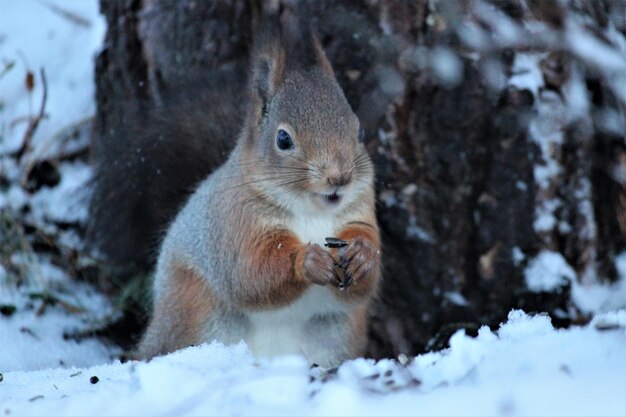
[118,22,381,367]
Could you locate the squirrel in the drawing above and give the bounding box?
[92,19,381,367]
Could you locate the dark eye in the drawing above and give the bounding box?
[276,129,294,150]
[358,127,365,143]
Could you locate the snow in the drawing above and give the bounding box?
[525,250,576,292]
[508,53,545,97]
[533,206,557,232]
[511,246,525,266]
[474,1,522,45]
[0,282,118,373]
[0,0,102,256]
[1,310,624,416]
[569,252,626,314]
[597,108,626,137]
[430,46,463,87]
[29,160,93,224]
[527,91,565,193]
[444,291,469,306]
[456,20,490,50]
[565,17,626,73]
[509,54,564,241]
[406,215,435,243]
[0,0,105,154]
[0,0,118,379]
[0,184,28,211]
[525,250,626,314]
[376,66,405,98]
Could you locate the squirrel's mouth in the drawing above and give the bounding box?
[316,191,342,206]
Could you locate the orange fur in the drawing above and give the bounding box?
[348,305,369,356]
[236,229,310,309]
[138,262,215,358]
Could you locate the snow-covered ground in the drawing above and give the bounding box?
[0,279,118,372]
[1,1,625,416]
[1,311,625,416]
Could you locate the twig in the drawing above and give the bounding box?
[36,0,92,28]
[9,115,33,128]
[16,68,47,164]
[0,60,15,82]
[29,117,92,163]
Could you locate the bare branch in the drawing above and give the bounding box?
[16,67,48,164]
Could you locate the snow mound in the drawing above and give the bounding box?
[525,250,626,313]
[1,310,624,416]
[525,250,576,292]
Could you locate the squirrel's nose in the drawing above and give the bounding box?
[327,173,352,187]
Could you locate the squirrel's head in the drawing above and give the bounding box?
[241,20,373,214]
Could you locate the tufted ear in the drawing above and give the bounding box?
[310,33,334,77]
[248,15,334,126]
[251,23,286,120]
[281,6,334,77]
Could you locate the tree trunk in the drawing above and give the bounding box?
[93,0,626,357]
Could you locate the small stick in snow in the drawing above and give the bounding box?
[19,326,40,340]
[16,68,48,164]
[36,0,92,28]
[595,321,622,331]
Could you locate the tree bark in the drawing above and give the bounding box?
[93,0,626,357]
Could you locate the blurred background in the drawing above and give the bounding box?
[0,0,625,368]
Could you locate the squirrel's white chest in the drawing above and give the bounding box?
[244,214,345,364]
[246,286,348,363]
[289,215,337,246]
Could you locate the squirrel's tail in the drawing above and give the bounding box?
[88,67,246,268]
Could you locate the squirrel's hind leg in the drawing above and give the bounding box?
[137,262,216,359]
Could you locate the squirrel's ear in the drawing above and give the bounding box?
[311,34,334,77]
[251,25,286,117]
[282,7,334,77]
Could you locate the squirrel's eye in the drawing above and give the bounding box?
[358,127,365,143]
[276,129,294,150]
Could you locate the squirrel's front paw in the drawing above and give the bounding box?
[339,237,379,287]
[299,244,337,286]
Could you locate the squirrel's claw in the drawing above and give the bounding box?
[337,238,377,288]
[301,244,336,286]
